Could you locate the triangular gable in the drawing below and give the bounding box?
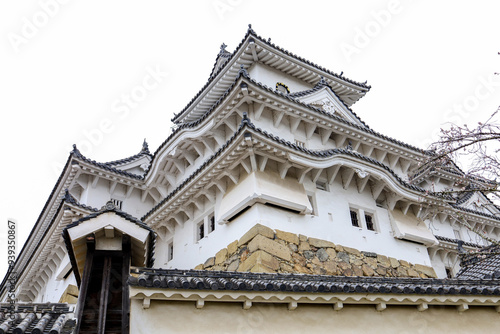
[295,85,366,127]
[457,191,500,216]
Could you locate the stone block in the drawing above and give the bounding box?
[407,268,419,278]
[362,264,375,276]
[352,265,363,277]
[365,257,378,269]
[60,294,78,304]
[238,250,280,272]
[308,237,335,248]
[335,245,344,252]
[414,264,437,278]
[389,257,400,268]
[337,252,350,263]
[227,240,238,255]
[293,263,311,274]
[299,234,308,242]
[280,263,294,273]
[397,266,408,277]
[66,284,79,297]
[248,234,291,261]
[289,243,298,252]
[324,260,338,275]
[276,229,299,245]
[215,248,228,265]
[326,248,337,258]
[227,260,239,272]
[251,263,276,273]
[343,246,361,257]
[303,250,314,260]
[298,241,311,252]
[292,252,306,266]
[400,260,410,268]
[316,248,329,262]
[238,223,275,247]
[377,255,391,268]
[204,257,215,268]
[194,264,203,270]
[376,266,387,276]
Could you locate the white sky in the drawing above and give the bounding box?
[0,0,499,278]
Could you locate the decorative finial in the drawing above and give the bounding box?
[317,76,327,86]
[220,43,227,54]
[102,200,116,211]
[238,64,248,77]
[71,144,81,156]
[346,140,353,151]
[141,139,150,154]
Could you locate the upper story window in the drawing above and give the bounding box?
[365,213,375,231]
[350,210,360,227]
[208,214,215,233]
[167,240,174,262]
[196,212,216,242]
[350,206,378,232]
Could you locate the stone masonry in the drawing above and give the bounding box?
[195,224,437,278]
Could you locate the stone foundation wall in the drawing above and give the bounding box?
[195,224,437,278]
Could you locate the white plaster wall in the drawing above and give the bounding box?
[158,172,433,270]
[37,264,77,303]
[248,63,312,94]
[130,299,500,334]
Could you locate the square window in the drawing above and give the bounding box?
[365,213,375,231]
[350,210,359,227]
[111,198,123,210]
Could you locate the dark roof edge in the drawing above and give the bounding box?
[171,25,370,123]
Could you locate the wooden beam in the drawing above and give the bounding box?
[240,159,251,174]
[357,175,370,193]
[342,169,355,190]
[297,167,312,184]
[290,117,301,133]
[122,236,131,334]
[258,156,268,172]
[273,110,285,128]
[305,123,316,140]
[327,165,341,185]
[321,129,333,145]
[254,103,265,121]
[278,163,291,179]
[371,181,385,200]
[74,236,95,334]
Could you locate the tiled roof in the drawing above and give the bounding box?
[172,25,370,123]
[71,145,145,180]
[457,245,500,280]
[129,268,500,296]
[143,114,450,221]
[435,235,481,248]
[0,303,75,334]
[103,139,152,167]
[63,190,99,212]
[63,201,156,268]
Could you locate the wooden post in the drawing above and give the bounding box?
[97,256,112,334]
[122,235,131,334]
[74,234,95,334]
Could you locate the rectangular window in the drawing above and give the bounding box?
[350,210,359,227]
[167,241,174,261]
[315,181,328,191]
[453,229,461,240]
[365,213,375,231]
[445,267,453,279]
[295,139,306,148]
[208,214,215,233]
[197,221,205,241]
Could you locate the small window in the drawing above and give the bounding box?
[445,267,453,279]
[453,229,461,240]
[350,210,359,227]
[208,214,215,233]
[111,198,123,210]
[167,241,174,261]
[315,181,328,191]
[365,213,375,231]
[197,221,205,241]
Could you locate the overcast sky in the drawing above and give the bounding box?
[0,0,499,277]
